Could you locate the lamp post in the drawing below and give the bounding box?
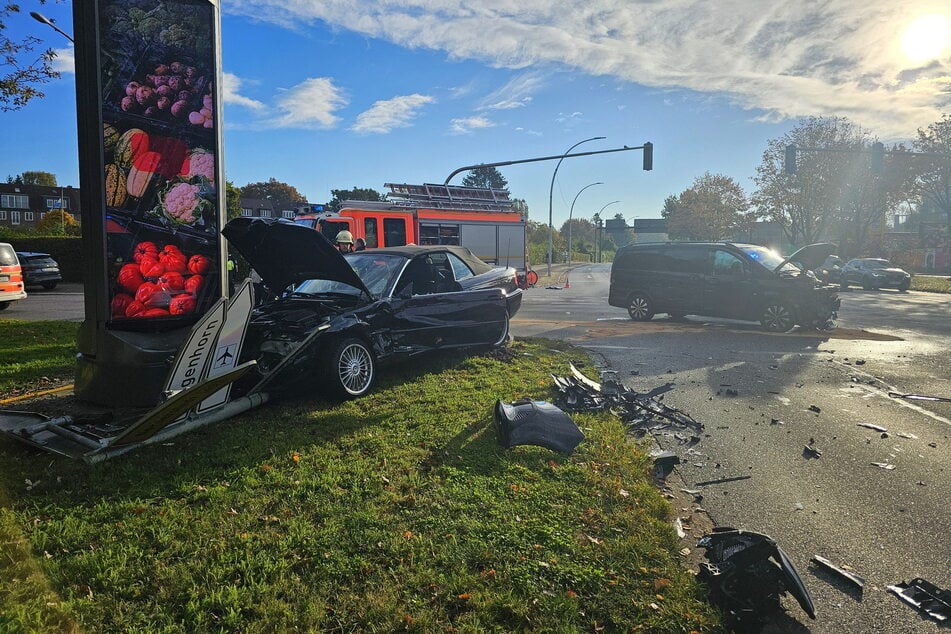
[567,182,602,265]
[595,200,620,263]
[30,11,74,43]
[548,136,605,276]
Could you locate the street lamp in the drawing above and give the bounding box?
[30,11,74,43]
[595,200,620,263]
[548,136,605,276]
[567,182,603,265]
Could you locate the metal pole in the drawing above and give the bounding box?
[595,200,620,263]
[30,11,74,43]
[567,182,602,265]
[547,137,605,276]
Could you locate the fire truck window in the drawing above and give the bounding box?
[364,218,378,248]
[447,253,474,281]
[383,218,407,246]
[321,221,349,243]
[420,223,460,245]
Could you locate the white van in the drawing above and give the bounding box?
[0,243,28,310]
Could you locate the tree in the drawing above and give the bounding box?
[240,178,307,203]
[0,3,61,111]
[913,114,951,275]
[662,173,753,241]
[753,116,919,256]
[8,171,57,186]
[328,187,385,213]
[462,166,508,190]
[526,219,563,268]
[225,180,242,220]
[36,209,80,236]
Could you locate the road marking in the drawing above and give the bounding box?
[833,360,951,427]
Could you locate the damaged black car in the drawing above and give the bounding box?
[223,217,523,400]
[608,241,841,332]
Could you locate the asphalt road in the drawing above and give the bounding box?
[513,264,951,633]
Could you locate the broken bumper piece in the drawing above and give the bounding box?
[494,398,585,455]
[697,527,816,628]
[888,578,951,622]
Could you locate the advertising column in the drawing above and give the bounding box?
[73,0,226,407]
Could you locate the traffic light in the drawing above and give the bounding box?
[642,142,653,171]
[871,142,884,174]
[784,144,797,174]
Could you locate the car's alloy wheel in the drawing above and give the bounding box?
[761,303,794,332]
[326,337,375,399]
[627,293,654,321]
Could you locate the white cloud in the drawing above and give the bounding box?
[222,73,267,110]
[273,77,348,129]
[225,0,951,139]
[478,71,545,110]
[51,46,74,74]
[449,115,494,135]
[351,93,435,134]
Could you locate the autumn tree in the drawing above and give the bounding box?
[225,180,242,220]
[662,173,753,241]
[36,209,80,236]
[913,114,951,274]
[328,187,385,213]
[240,178,307,204]
[752,116,917,255]
[462,166,508,190]
[8,171,57,186]
[0,3,61,111]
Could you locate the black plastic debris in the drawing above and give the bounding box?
[803,445,822,459]
[811,555,865,591]
[887,578,951,622]
[552,363,702,436]
[652,450,680,479]
[808,405,821,413]
[494,398,585,455]
[698,528,816,630]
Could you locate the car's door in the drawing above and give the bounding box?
[388,252,508,353]
[655,245,708,314]
[702,248,754,319]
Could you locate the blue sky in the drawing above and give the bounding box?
[3,0,950,229]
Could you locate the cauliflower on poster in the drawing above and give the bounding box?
[156,180,213,225]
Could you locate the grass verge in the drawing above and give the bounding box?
[911,275,951,293]
[0,323,721,632]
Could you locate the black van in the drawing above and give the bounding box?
[608,242,840,331]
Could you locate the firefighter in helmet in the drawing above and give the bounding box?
[335,230,355,254]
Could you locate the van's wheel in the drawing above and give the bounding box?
[41,282,57,290]
[898,281,910,292]
[324,337,375,400]
[627,293,655,321]
[761,303,795,332]
[0,302,10,311]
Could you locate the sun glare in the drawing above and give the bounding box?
[900,14,951,63]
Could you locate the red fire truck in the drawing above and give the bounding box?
[293,183,536,287]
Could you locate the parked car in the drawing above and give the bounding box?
[608,241,840,332]
[223,217,523,399]
[0,243,27,310]
[16,251,63,290]
[838,258,911,291]
[816,255,844,284]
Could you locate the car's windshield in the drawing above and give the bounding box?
[861,260,890,269]
[738,245,799,274]
[292,253,406,298]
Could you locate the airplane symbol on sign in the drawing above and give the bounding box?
[214,344,237,368]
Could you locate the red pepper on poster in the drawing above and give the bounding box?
[169,294,197,315]
[124,300,146,317]
[117,263,144,293]
[111,293,134,317]
[133,241,159,263]
[187,253,211,275]
[184,274,203,294]
[158,271,185,292]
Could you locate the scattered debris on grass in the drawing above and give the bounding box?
[493,398,585,455]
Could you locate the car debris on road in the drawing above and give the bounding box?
[887,577,951,622]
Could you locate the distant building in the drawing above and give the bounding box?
[238,198,316,220]
[0,183,79,230]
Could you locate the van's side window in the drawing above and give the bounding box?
[712,249,745,276]
[664,246,708,274]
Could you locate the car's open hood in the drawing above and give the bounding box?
[777,242,838,272]
[222,217,371,297]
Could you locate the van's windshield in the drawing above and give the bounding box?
[738,245,800,275]
[0,244,18,266]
